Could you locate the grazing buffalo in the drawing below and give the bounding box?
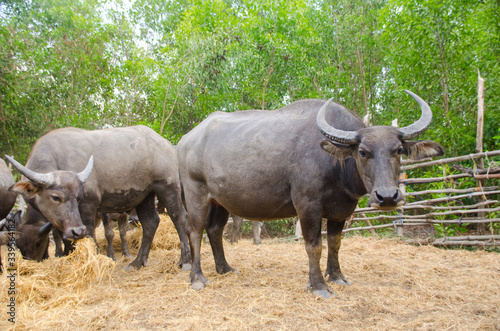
[52,211,136,260]
[177,90,444,297]
[6,125,191,270]
[11,208,53,262]
[13,208,135,262]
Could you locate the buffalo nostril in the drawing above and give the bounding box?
[71,228,86,239]
[392,191,399,202]
[375,191,384,203]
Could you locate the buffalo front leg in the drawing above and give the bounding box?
[300,215,336,298]
[52,228,64,257]
[325,219,351,286]
[206,204,236,274]
[125,193,159,270]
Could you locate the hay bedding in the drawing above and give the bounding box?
[1,215,499,330]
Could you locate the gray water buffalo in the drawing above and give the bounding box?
[0,159,16,220]
[0,159,17,272]
[177,90,444,298]
[6,125,191,270]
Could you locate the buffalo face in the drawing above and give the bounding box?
[318,91,444,210]
[5,155,93,240]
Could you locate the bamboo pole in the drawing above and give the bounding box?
[404,186,498,197]
[354,205,500,221]
[355,190,500,214]
[290,218,500,240]
[401,173,470,184]
[476,70,485,163]
[476,70,487,234]
[439,235,500,241]
[401,150,500,171]
[432,241,497,246]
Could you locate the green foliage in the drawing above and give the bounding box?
[434,223,469,238]
[1,0,499,170]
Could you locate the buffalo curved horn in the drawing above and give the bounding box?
[77,155,94,183]
[39,222,53,235]
[4,155,55,186]
[316,97,359,145]
[399,90,433,139]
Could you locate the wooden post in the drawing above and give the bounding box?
[476,70,485,166]
[392,118,405,236]
[476,70,486,234]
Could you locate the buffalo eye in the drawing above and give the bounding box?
[51,195,62,203]
[397,147,406,155]
[359,150,367,157]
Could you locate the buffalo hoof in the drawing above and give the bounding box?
[181,263,192,272]
[192,281,205,290]
[312,289,337,299]
[325,272,351,286]
[123,259,144,271]
[307,281,337,299]
[122,264,134,272]
[335,277,351,286]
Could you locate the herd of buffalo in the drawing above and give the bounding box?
[0,91,444,298]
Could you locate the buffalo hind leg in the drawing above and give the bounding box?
[118,213,132,258]
[102,213,116,260]
[125,193,159,270]
[252,221,262,245]
[156,183,192,271]
[183,183,211,289]
[300,215,335,298]
[206,203,236,274]
[230,215,243,243]
[325,219,351,286]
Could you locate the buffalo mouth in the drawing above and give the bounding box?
[61,226,87,241]
[368,187,405,210]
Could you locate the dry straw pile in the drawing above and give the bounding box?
[1,215,499,330]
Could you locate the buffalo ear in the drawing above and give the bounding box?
[403,140,444,160]
[320,140,355,161]
[9,181,40,199]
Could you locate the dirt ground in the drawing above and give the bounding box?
[1,216,499,330]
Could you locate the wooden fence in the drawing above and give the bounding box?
[344,149,500,247]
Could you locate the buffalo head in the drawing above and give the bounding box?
[5,155,94,240]
[317,90,444,209]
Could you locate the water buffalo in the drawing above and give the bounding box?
[6,125,191,270]
[177,90,444,298]
[0,159,16,220]
[13,208,135,262]
[0,159,17,272]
